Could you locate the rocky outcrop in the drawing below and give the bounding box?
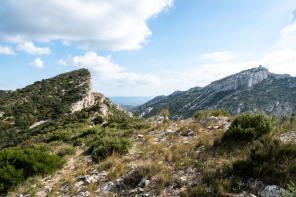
[93,92,133,118]
[207,66,269,92]
[29,119,51,129]
[258,185,288,197]
[71,75,95,113]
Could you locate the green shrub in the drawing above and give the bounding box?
[286,181,296,196]
[188,184,211,197]
[93,116,104,124]
[222,112,273,142]
[73,138,83,146]
[210,109,230,117]
[37,143,51,152]
[77,127,99,138]
[90,136,132,161]
[134,122,151,130]
[233,136,296,186]
[0,148,64,194]
[57,145,76,157]
[194,109,230,121]
[194,110,205,121]
[48,130,71,142]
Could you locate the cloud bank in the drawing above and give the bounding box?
[0,0,173,51]
[72,52,160,87]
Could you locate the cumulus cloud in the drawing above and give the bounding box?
[72,52,160,86]
[0,0,173,51]
[0,45,15,55]
[17,41,51,55]
[56,59,67,66]
[175,48,296,91]
[30,58,44,68]
[200,51,236,62]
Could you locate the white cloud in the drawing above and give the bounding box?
[72,52,160,86]
[30,58,44,68]
[0,0,173,51]
[56,59,67,66]
[17,41,51,55]
[0,45,15,55]
[171,48,296,92]
[200,51,236,62]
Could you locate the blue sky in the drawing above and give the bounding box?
[1,0,296,96]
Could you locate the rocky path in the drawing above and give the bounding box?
[35,146,85,197]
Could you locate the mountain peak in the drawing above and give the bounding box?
[133,65,296,119]
[207,66,270,93]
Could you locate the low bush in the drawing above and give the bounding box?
[77,127,99,138]
[194,109,230,121]
[233,136,296,187]
[89,136,132,161]
[57,145,76,157]
[210,109,230,117]
[0,148,64,194]
[73,137,83,146]
[48,130,71,142]
[93,116,104,124]
[222,112,273,142]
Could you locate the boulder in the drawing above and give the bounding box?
[258,185,288,197]
[97,182,114,193]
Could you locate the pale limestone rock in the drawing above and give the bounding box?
[29,119,51,129]
[258,185,288,197]
[71,75,95,113]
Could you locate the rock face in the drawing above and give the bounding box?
[133,66,296,120]
[94,93,133,118]
[207,66,269,92]
[71,74,95,113]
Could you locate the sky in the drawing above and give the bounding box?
[1,0,296,97]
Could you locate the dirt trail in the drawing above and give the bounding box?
[35,146,84,197]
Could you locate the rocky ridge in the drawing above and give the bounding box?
[71,74,95,113]
[133,66,296,120]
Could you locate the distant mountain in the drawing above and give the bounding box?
[109,96,153,110]
[109,96,153,105]
[133,66,296,120]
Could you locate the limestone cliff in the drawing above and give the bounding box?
[71,74,95,113]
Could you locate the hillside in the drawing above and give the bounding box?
[5,109,296,197]
[2,68,296,197]
[133,66,296,120]
[0,69,131,149]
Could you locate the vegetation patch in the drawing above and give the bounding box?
[0,148,64,194]
[90,135,132,161]
[233,136,296,187]
[57,145,76,157]
[222,112,273,142]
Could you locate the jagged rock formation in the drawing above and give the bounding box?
[94,93,133,118]
[133,66,296,120]
[71,73,95,113]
